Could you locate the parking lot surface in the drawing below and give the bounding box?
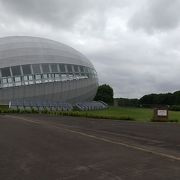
[0,114,180,180]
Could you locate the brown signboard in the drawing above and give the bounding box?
[153,107,168,122]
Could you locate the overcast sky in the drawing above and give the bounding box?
[0,0,180,98]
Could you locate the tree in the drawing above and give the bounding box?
[118,98,139,107]
[94,84,114,105]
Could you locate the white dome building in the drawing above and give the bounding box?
[0,36,98,105]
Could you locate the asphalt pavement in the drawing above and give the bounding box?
[0,114,180,180]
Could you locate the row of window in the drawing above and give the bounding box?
[0,63,97,78]
[0,73,89,88]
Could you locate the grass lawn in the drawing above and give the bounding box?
[169,111,180,122]
[74,107,152,122]
[1,105,180,122]
[75,107,180,122]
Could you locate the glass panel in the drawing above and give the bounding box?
[61,74,67,81]
[69,74,74,80]
[8,77,13,83]
[87,68,90,73]
[48,74,53,82]
[48,74,54,78]
[43,74,48,79]
[29,75,33,80]
[42,64,50,73]
[55,74,60,78]
[15,76,21,82]
[35,74,41,80]
[79,66,85,73]
[51,64,58,73]
[59,64,66,72]
[23,76,28,81]
[84,67,88,73]
[2,78,7,83]
[67,64,72,72]
[1,67,11,77]
[22,65,31,75]
[32,64,41,74]
[11,66,21,76]
[73,65,79,72]
[55,74,60,81]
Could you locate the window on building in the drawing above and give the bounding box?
[14,76,21,82]
[2,78,8,83]
[42,64,50,73]
[8,77,13,83]
[32,64,41,74]
[55,74,60,78]
[79,66,85,73]
[23,76,29,85]
[11,66,21,76]
[35,74,41,84]
[43,74,48,79]
[55,73,60,81]
[14,76,21,86]
[84,67,88,73]
[22,65,31,75]
[68,74,74,80]
[67,64,73,73]
[61,74,67,81]
[1,67,11,77]
[28,75,33,81]
[48,74,53,82]
[59,64,66,72]
[50,74,55,78]
[51,64,58,73]
[23,76,28,81]
[73,65,79,72]
[35,74,41,80]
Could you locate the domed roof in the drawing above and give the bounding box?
[0,36,94,68]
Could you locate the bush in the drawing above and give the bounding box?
[94,84,114,105]
[169,105,180,111]
[168,119,179,123]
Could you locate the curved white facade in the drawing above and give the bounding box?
[0,36,98,105]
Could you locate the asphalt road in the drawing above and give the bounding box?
[0,114,180,180]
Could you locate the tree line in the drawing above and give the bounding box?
[116,91,180,107]
[94,84,180,108]
[139,91,180,106]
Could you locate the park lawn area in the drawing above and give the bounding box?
[79,107,153,122]
[169,111,180,122]
[76,107,180,122]
[0,105,180,122]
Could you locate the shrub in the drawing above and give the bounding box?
[169,105,180,111]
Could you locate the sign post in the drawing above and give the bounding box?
[153,107,168,122]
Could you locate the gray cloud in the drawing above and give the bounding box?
[0,0,180,98]
[129,0,180,33]
[1,0,88,28]
[1,0,128,30]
